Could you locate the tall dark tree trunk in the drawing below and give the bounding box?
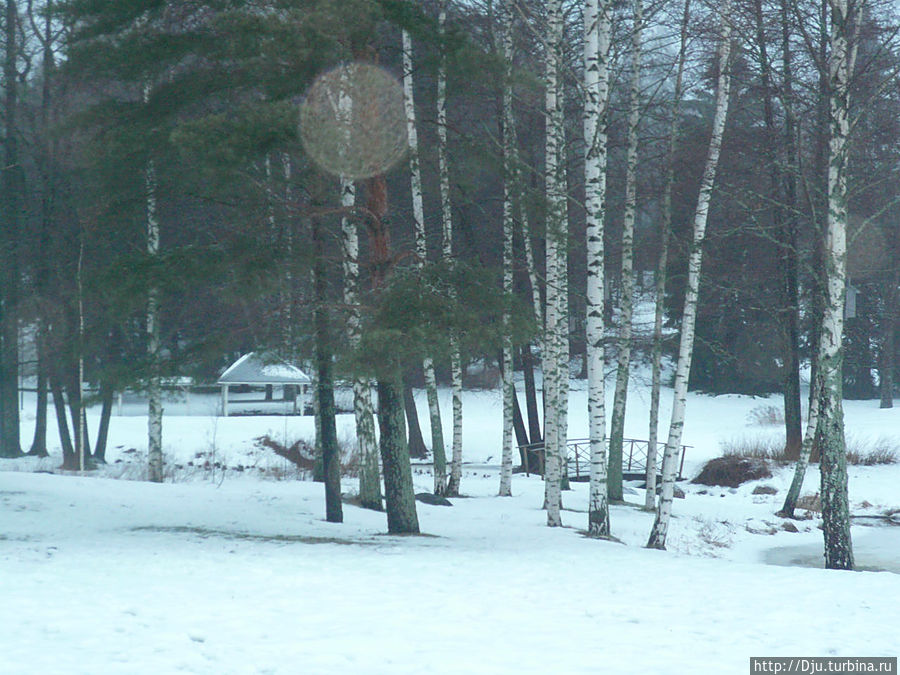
[378,377,420,534]
[402,375,428,459]
[521,344,542,444]
[751,0,803,458]
[28,1,57,461]
[357,74,420,530]
[313,213,342,524]
[0,0,22,458]
[512,389,529,449]
[51,373,76,469]
[28,342,49,457]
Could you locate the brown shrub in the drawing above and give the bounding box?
[845,437,900,465]
[719,437,790,462]
[692,456,772,488]
[752,484,778,495]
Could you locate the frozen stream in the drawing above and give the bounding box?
[765,523,900,574]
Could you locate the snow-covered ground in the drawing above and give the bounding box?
[2,373,900,673]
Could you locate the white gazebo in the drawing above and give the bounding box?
[217,352,311,416]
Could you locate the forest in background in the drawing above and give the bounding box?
[1,0,897,568]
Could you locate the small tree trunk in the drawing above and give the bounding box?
[648,2,732,549]
[378,377,420,534]
[402,377,428,460]
[446,350,464,495]
[778,384,820,518]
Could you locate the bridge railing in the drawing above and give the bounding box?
[517,437,688,481]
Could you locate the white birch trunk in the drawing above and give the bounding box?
[498,0,516,497]
[337,67,381,510]
[146,153,163,483]
[608,0,642,504]
[77,238,86,474]
[341,176,382,510]
[280,154,294,358]
[585,0,612,536]
[818,0,857,570]
[648,4,732,549]
[437,4,464,498]
[647,0,691,512]
[143,80,163,483]
[543,0,565,526]
[558,233,569,491]
[778,381,820,517]
[403,29,448,495]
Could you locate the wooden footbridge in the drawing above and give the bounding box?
[518,437,688,482]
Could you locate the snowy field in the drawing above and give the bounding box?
[2,374,900,673]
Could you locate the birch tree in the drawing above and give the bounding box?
[817,0,860,571]
[543,0,566,526]
[402,28,449,496]
[144,86,164,483]
[585,0,613,537]
[646,0,691,511]
[648,2,733,549]
[607,0,642,503]
[337,73,382,510]
[498,0,516,497]
[777,386,820,518]
[439,3,465,498]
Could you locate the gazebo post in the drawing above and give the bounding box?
[221,384,229,417]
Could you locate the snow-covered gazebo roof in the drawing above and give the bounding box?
[217,352,311,386]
